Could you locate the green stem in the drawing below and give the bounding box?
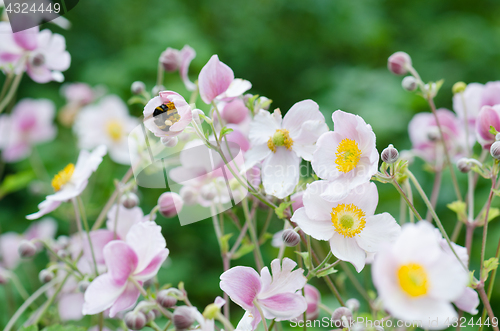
[243,198,264,269]
[130,276,148,298]
[253,300,269,331]
[8,272,29,301]
[392,179,422,221]
[480,177,496,277]
[32,273,70,326]
[0,72,14,101]
[75,197,99,276]
[0,72,23,114]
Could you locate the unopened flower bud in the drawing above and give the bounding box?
[57,235,70,248]
[173,306,195,330]
[152,85,165,96]
[157,289,178,308]
[146,311,156,323]
[158,192,183,218]
[159,48,180,72]
[221,99,249,124]
[78,280,90,292]
[161,136,178,147]
[427,128,440,142]
[131,81,146,95]
[332,307,353,328]
[388,52,412,75]
[38,269,54,283]
[401,76,417,91]
[124,311,147,330]
[452,82,467,94]
[457,158,472,173]
[491,141,500,160]
[203,303,221,320]
[381,144,399,164]
[57,249,69,259]
[200,186,216,201]
[18,240,37,258]
[282,229,300,246]
[179,186,198,205]
[496,133,500,141]
[121,192,139,209]
[346,298,360,312]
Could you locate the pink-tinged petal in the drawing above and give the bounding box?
[220,266,261,311]
[179,45,196,91]
[226,125,250,151]
[258,292,307,321]
[27,63,53,83]
[0,233,22,269]
[199,55,234,104]
[26,199,62,220]
[106,204,145,240]
[109,280,141,317]
[84,230,115,265]
[236,310,257,331]
[453,83,483,122]
[291,207,335,241]
[24,217,57,241]
[282,100,327,142]
[82,274,125,315]
[329,233,366,272]
[302,180,335,221]
[223,78,252,98]
[453,287,479,315]
[259,258,306,299]
[262,148,300,199]
[243,144,271,169]
[291,191,304,212]
[103,241,138,285]
[221,99,249,125]
[58,292,84,321]
[13,26,39,51]
[134,248,169,281]
[480,81,500,108]
[356,213,401,253]
[125,222,167,274]
[249,109,282,145]
[476,105,500,149]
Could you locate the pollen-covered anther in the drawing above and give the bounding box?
[331,203,366,238]
[106,121,123,141]
[335,138,362,173]
[267,129,293,153]
[397,263,428,297]
[51,163,75,191]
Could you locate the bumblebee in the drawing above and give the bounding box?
[153,102,181,131]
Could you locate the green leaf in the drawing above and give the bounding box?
[447,201,467,222]
[275,201,293,219]
[477,207,500,226]
[0,170,35,199]
[19,326,38,331]
[296,251,312,270]
[490,125,499,136]
[219,126,234,139]
[316,264,338,278]
[482,258,499,280]
[220,233,233,254]
[232,240,255,259]
[41,325,86,331]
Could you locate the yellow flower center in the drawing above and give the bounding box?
[335,138,362,173]
[331,203,366,238]
[166,101,176,110]
[106,120,123,141]
[51,163,75,191]
[267,129,293,153]
[397,263,429,297]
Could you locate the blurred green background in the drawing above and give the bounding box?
[1,0,500,329]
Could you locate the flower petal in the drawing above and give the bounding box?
[259,292,307,321]
[356,213,401,253]
[82,274,125,315]
[199,55,234,104]
[109,280,141,317]
[125,221,167,274]
[134,248,169,281]
[329,233,366,272]
[103,241,138,285]
[220,266,261,311]
[453,287,479,315]
[291,207,335,241]
[262,148,300,199]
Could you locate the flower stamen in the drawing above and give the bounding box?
[335,138,361,173]
[331,203,366,238]
[267,129,293,153]
[397,263,428,297]
[106,121,123,141]
[51,163,75,191]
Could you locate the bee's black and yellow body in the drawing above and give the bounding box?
[153,102,181,131]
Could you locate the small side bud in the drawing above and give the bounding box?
[78,280,90,292]
[161,136,179,147]
[401,76,417,91]
[282,229,300,247]
[491,141,500,160]
[203,303,221,320]
[452,82,467,94]
[157,289,178,308]
[158,192,183,218]
[346,298,360,312]
[200,186,216,201]
[331,307,353,328]
[152,85,165,96]
[388,52,412,75]
[159,48,180,72]
[146,311,156,323]
[381,144,399,164]
[179,186,198,205]
[38,269,54,283]
[18,240,37,258]
[173,306,195,330]
[131,81,146,95]
[124,311,147,330]
[121,192,139,209]
[57,249,69,259]
[457,158,472,173]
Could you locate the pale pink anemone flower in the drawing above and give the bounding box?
[160,45,197,91]
[83,222,169,317]
[245,100,328,199]
[291,181,401,272]
[58,82,102,127]
[293,284,321,322]
[198,55,251,104]
[0,22,70,83]
[74,95,138,165]
[408,108,469,164]
[0,218,57,269]
[220,258,307,330]
[476,105,500,149]
[453,81,500,127]
[433,230,479,315]
[0,98,57,162]
[311,110,378,202]
[26,145,107,220]
[372,222,469,330]
[143,91,193,139]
